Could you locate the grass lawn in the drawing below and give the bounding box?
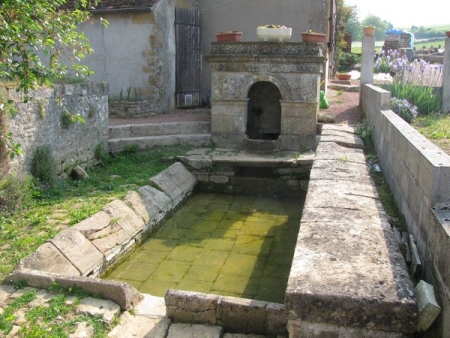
[0,146,191,281]
[412,113,450,155]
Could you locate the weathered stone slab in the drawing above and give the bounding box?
[166,323,223,338]
[0,285,17,304]
[164,162,197,192]
[165,289,219,325]
[416,280,441,331]
[309,159,373,183]
[265,302,288,336]
[71,211,112,239]
[304,179,380,212]
[123,191,150,224]
[320,127,364,149]
[55,276,142,310]
[50,229,103,276]
[220,296,267,335]
[77,297,121,324]
[135,293,166,317]
[2,269,56,290]
[149,170,183,201]
[138,185,172,212]
[176,155,213,170]
[103,199,145,232]
[12,242,80,276]
[108,312,171,338]
[314,141,366,163]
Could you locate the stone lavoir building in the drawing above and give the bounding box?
[68,0,336,116]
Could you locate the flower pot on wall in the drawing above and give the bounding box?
[257,26,292,42]
[363,26,376,37]
[336,73,351,80]
[216,31,243,42]
[301,31,326,43]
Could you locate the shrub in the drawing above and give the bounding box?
[31,145,57,186]
[0,172,32,216]
[338,52,360,72]
[390,98,418,123]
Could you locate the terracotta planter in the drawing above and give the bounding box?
[257,27,292,42]
[301,32,326,43]
[216,32,242,42]
[363,26,376,37]
[446,31,450,38]
[336,73,351,81]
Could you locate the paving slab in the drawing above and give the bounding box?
[108,312,171,338]
[77,297,121,324]
[166,323,223,338]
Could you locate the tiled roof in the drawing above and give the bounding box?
[63,0,159,11]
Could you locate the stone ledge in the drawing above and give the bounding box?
[165,289,288,336]
[286,125,418,335]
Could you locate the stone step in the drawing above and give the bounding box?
[108,134,212,153]
[109,121,211,139]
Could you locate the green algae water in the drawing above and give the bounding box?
[105,193,301,303]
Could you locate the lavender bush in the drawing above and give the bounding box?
[390,98,419,123]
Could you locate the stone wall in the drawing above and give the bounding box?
[6,82,109,175]
[362,84,450,337]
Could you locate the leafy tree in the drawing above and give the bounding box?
[334,0,354,74]
[0,0,102,95]
[0,0,104,159]
[345,7,362,41]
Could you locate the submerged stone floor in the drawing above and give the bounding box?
[105,193,302,304]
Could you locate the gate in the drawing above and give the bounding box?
[175,8,201,108]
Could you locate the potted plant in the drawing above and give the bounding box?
[446,30,450,38]
[301,30,326,43]
[363,25,376,37]
[336,73,351,81]
[216,30,243,42]
[257,25,292,42]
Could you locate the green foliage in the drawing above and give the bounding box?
[338,52,360,72]
[0,172,32,216]
[31,145,57,186]
[390,98,418,123]
[61,110,86,129]
[0,0,105,94]
[413,114,450,140]
[123,144,139,155]
[410,25,449,39]
[361,15,392,41]
[387,82,441,115]
[0,289,36,334]
[334,0,354,73]
[94,142,111,164]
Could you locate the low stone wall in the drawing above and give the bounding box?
[362,84,450,336]
[109,99,160,118]
[6,82,109,175]
[165,289,287,336]
[3,163,196,308]
[286,124,417,337]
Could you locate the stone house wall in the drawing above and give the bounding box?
[6,82,109,175]
[362,84,450,337]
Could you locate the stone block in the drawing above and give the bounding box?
[108,312,170,338]
[55,276,142,310]
[265,302,288,336]
[50,229,103,276]
[2,269,56,290]
[415,280,442,331]
[210,175,229,184]
[103,199,145,233]
[164,162,197,193]
[123,190,150,224]
[138,185,172,212]
[71,211,112,238]
[149,170,183,202]
[167,323,223,338]
[14,242,80,276]
[220,296,267,335]
[165,289,219,326]
[77,297,121,324]
[211,115,234,133]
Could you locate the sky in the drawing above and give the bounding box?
[344,0,449,28]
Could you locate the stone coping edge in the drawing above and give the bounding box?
[165,289,287,336]
[2,162,197,309]
[2,269,141,310]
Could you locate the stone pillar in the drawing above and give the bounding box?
[360,33,375,105]
[443,38,450,113]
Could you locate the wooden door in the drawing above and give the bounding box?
[175,8,201,108]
